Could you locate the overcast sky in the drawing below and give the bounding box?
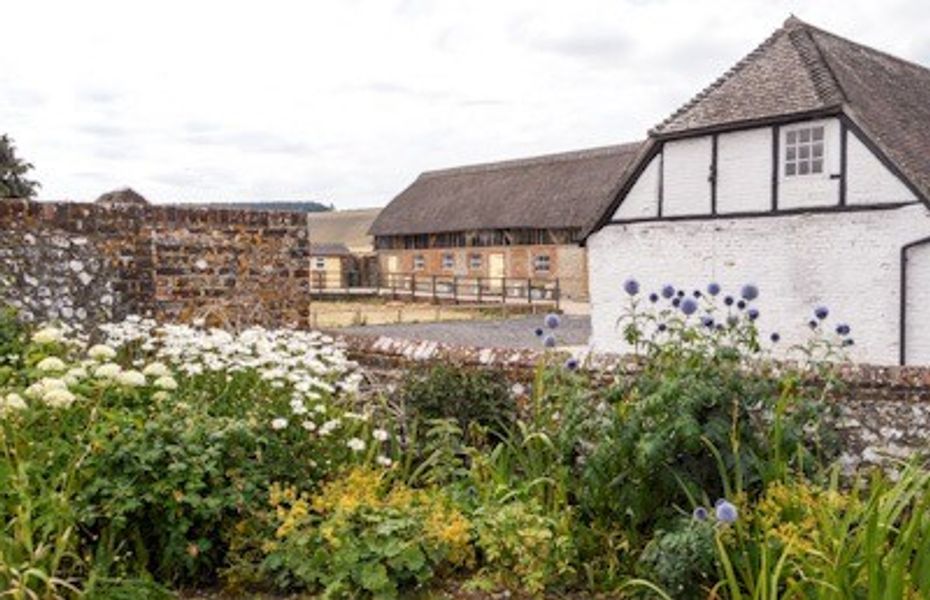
[3,0,929,209]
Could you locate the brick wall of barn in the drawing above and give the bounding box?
[588,203,930,365]
[0,200,310,330]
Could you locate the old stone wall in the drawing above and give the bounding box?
[0,199,310,329]
[338,333,930,473]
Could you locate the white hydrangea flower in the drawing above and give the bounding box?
[87,344,117,361]
[271,417,289,430]
[154,375,178,391]
[94,363,123,379]
[142,362,171,378]
[346,437,366,452]
[36,357,67,372]
[43,388,76,408]
[1,393,27,413]
[376,455,393,467]
[32,327,63,344]
[372,428,390,442]
[152,391,172,402]
[301,419,316,431]
[116,370,146,387]
[318,418,341,436]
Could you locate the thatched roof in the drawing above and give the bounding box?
[307,208,380,253]
[652,15,930,203]
[370,143,644,236]
[310,242,353,257]
[95,187,149,208]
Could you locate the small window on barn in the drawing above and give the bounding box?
[533,254,551,273]
[784,125,825,177]
[469,254,482,270]
[314,257,326,270]
[442,254,454,269]
[413,255,425,271]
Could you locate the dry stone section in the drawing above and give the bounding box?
[0,199,310,330]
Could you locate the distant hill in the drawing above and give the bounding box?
[187,201,334,213]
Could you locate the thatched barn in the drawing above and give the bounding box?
[370,143,643,300]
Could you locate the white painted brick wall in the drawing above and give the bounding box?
[587,204,930,365]
[778,118,840,209]
[663,137,712,216]
[717,128,772,213]
[847,132,915,205]
[612,154,660,219]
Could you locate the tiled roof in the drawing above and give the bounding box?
[652,16,930,201]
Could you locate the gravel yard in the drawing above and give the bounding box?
[335,314,591,349]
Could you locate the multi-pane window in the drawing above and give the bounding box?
[469,254,482,269]
[413,254,425,271]
[533,254,551,273]
[313,257,326,269]
[442,253,454,269]
[785,126,824,177]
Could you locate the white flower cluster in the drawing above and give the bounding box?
[98,317,358,394]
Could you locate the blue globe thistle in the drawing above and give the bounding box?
[692,506,709,521]
[814,306,829,320]
[681,298,698,316]
[564,357,579,371]
[770,332,781,343]
[836,323,851,336]
[649,292,659,303]
[740,284,759,301]
[661,284,675,299]
[534,327,545,337]
[747,308,760,321]
[693,290,702,298]
[623,278,640,296]
[714,498,727,508]
[676,290,685,298]
[736,300,746,310]
[809,319,818,330]
[543,335,557,348]
[672,298,681,308]
[716,500,738,523]
[701,316,714,328]
[657,323,667,332]
[724,295,734,306]
[545,313,561,329]
[707,282,721,296]
[843,338,855,347]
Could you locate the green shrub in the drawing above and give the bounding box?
[399,365,515,443]
[639,518,716,599]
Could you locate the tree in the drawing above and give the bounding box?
[0,134,39,199]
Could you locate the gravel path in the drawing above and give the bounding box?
[335,314,590,349]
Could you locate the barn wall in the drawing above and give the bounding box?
[612,154,660,220]
[847,132,916,205]
[717,128,772,213]
[662,136,713,216]
[587,203,930,365]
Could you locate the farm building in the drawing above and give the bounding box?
[307,208,381,288]
[370,144,643,300]
[584,16,930,365]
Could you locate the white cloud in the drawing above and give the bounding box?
[2,0,928,208]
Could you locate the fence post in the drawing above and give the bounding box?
[453,276,459,304]
[477,276,483,303]
[411,274,417,301]
[555,278,561,312]
[391,273,397,301]
[527,278,533,306]
[431,275,437,304]
[501,276,506,304]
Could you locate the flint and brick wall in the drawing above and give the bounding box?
[0,200,310,329]
[339,333,930,474]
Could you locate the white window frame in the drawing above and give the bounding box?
[783,124,826,178]
[442,253,454,270]
[469,253,482,270]
[413,254,425,271]
[313,257,326,270]
[533,254,551,274]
